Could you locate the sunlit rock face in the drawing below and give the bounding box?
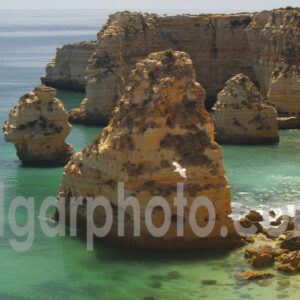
[61,9,299,125]
[3,85,74,165]
[245,9,300,95]
[69,11,255,124]
[212,74,279,145]
[268,65,300,117]
[246,8,300,127]
[41,41,97,91]
[57,50,242,250]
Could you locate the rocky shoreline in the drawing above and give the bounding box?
[234,209,300,285]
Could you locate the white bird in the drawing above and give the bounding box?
[172,161,187,179]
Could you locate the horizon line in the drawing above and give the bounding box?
[0,7,287,12]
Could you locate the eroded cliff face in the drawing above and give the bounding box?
[212,74,279,144]
[57,50,242,250]
[44,9,299,126]
[268,65,300,117]
[246,9,300,95]
[41,41,97,91]
[3,85,74,165]
[73,12,254,124]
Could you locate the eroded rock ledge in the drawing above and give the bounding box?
[56,50,242,250]
[212,74,279,144]
[3,85,74,166]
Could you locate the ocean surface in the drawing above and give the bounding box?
[0,9,300,300]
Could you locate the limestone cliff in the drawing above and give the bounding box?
[268,65,300,117]
[3,85,74,165]
[57,50,242,250]
[41,41,97,91]
[245,8,300,95]
[72,11,254,124]
[212,74,279,144]
[44,9,299,125]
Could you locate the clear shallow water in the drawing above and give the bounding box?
[0,9,300,300]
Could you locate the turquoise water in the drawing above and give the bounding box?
[1,9,300,300]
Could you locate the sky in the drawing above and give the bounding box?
[0,0,299,11]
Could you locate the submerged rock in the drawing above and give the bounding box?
[3,85,74,165]
[212,73,279,145]
[202,280,217,285]
[236,271,274,281]
[56,50,242,250]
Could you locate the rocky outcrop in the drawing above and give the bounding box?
[268,65,300,117]
[277,251,300,273]
[68,11,256,124]
[53,8,299,125]
[244,245,286,268]
[245,210,263,222]
[56,50,243,250]
[212,74,279,144]
[246,9,300,96]
[41,41,97,91]
[245,245,274,267]
[280,231,300,251]
[3,85,74,165]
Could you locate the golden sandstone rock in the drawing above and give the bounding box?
[56,50,242,250]
[244,245,277,268]
[3,85,74,165]
[70,11,255,125]
[212,74,279,144]
[268,65,300,119]
[277,251,300,273]
[42,9,299,128]
[246,9,300,96]
[41,41,97,91]
[236,271,274,281]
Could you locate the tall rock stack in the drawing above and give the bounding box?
[57,50,242,250]
[212,74,279,144]
[3,85,74,165]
